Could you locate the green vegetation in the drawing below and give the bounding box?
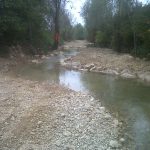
[73,23,85,40]
[0,0,72,54]
[82,0,150,57]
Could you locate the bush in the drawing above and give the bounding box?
[95,31,109,47]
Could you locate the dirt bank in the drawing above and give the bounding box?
[62,41,150,82]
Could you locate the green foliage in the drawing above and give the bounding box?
[73,24,85,40]
[60,10,74,41]
[82,0,150,58]
[0,0,72,54]
[95,31,110,47]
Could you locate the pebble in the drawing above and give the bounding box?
[63,131,71,136]
[113,119,119,127]
[109,140,120,148]
[37,121,42,125]
[120,138,125,143]
[11,116,15,121]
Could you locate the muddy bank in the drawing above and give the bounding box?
[61,41,150,82]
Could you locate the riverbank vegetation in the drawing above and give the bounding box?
[0,0,73,55]
[82,0,150,58]
[0,0,149,59]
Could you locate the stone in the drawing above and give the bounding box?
[31,59,40,64]
[11,116,15,121]
[109,140,120,148]
[65,145,75,150]
[41,55,47,59]
[121,72,136,79]
[61,113,66,118]
[104,113,111,119]
[63,131,71,136]
[120,138,125,143]
[50,54,54,56]
[97,67,103,71]
[113,119,119,127]
[89,66,96,72]
[84,63,95,70]
[100,107,105,112]
[137,72,150,82]
[55,140,61,146]
[120,69,136,78]
[101,69,119,75]
[65,57,72,62]
[37,121,42,125]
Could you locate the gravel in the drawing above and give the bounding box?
[0,75,124,150]
[62,41,150,82]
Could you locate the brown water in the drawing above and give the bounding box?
[11,50,150,149]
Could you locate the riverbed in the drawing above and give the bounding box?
[9,48,150,149]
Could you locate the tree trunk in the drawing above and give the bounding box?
[53,0,61,50]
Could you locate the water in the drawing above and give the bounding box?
[11,50,150,149]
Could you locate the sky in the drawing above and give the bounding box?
[66,0,148,25]
[66,0,86,25]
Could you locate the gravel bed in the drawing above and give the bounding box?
[0,75,125,150]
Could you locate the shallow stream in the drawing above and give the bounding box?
[11,50,150,149]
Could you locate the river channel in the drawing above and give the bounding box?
[11,49,150,149]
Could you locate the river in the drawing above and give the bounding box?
[11,49,150,149]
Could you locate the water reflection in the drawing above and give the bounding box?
[59,70,87,91]
[80,72,150,149]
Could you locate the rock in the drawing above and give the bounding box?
[31,59,40,64]
[100,107,105,112]
[30,131,35,135]
[59,51,64,55]
[65,57,72,62]
[63,130,71,136]
[61,113,66,118]
[55,140,61,146]
[11,116,15,121]
[89,66,96,72]
[37,121,42,125]
[104,113,111,119]
[79,68,88,72]
[35,55,40,58]
[50,53,54,56]
[137,72,150,82]
[121,69,131,74]
[120,138,125,143]
[72,62,80,67]
[121,72,136,79]
[97,67,103,71]
[5,122,9,125]
[124,54,134,60]
[120,69,136,79]
[101,69,119,75]
[61,61,67,66]
[41,55,47,59]
[109,140,120,148]
[54,52,58,56]
[84,63,95,70]
[65,145,75,150]
[20,53,25,58]
[113,119,119,127]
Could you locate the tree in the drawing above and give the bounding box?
[49,0,68,49]
[82,0,150,57]
[0,0,72,54]
[73,23,85,40]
